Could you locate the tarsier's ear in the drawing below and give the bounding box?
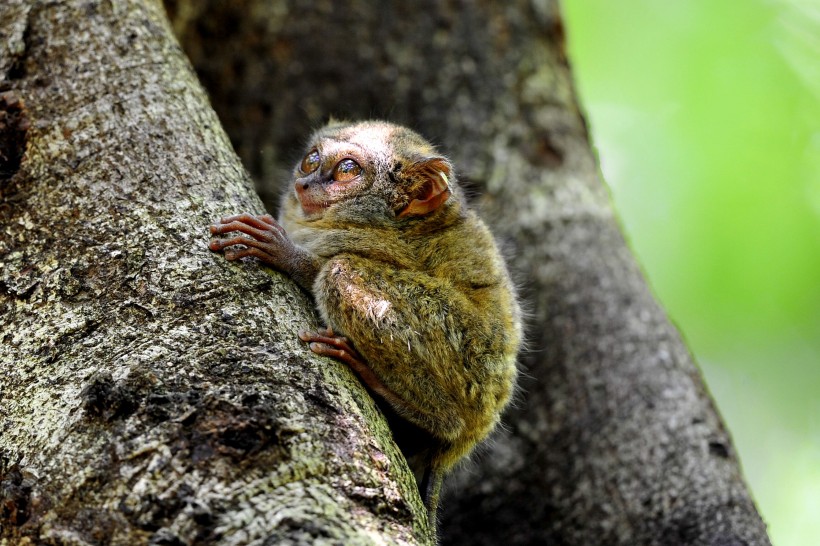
[397,157,452,218]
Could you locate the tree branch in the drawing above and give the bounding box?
[0,1,430,544]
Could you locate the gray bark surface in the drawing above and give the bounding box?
[0,1,430,544]
[164,1,772,545]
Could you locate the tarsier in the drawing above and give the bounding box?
[209,120,521,524]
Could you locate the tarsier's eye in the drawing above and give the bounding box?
[332,159,363,182]
[300,149,321,174]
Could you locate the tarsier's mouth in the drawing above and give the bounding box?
[298,198,329,215]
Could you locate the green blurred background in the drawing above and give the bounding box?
[562,1,819,545]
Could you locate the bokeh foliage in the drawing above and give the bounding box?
[563,1,819,544]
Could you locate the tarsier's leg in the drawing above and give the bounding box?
[300,326,444,520]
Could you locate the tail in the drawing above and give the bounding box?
[420,461,444,533]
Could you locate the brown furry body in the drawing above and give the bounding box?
[210,120,521,520]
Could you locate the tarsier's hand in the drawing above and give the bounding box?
[209,213,289,264]
[209,213,320,291]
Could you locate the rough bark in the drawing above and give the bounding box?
[0,1,430,544]
[164,1,772,545]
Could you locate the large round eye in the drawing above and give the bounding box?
[300,149,321,174]
[332,159,363,182]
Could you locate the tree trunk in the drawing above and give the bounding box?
[0,1,430,544]
[164,1,772,545]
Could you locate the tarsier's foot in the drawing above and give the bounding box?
[298,327,397,403]
[298,327,364,367]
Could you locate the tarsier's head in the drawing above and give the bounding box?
[289,120,456,224]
